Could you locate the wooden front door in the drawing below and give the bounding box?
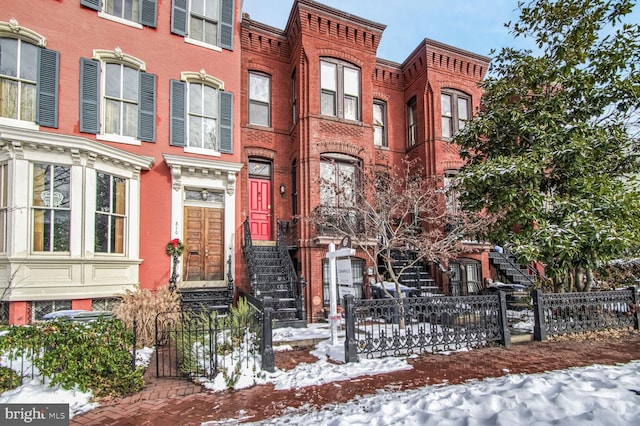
[183,207,224,282]
[249,178,272,240]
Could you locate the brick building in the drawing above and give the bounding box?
[0,0,489,324]
[240,1,491,321]
[1,0,243,324]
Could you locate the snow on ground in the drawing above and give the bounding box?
[223,361,640,426]
[3,318,640,425]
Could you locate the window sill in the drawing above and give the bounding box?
[374,144,389,150]
[246,123,273,131]
[184,146,222,157]
[318,114,363,126]
[97,12,143,29]
[97,133,141,146]
[0,117,39,131]
[184,38,223,52]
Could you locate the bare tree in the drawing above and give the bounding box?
[307,159,493,308]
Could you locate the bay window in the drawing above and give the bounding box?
[95,172,127,254]
[32,163,70,252]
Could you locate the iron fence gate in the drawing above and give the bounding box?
[154,309,261,379]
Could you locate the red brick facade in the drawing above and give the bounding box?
[1,0,489,324]
[241,1,491,321]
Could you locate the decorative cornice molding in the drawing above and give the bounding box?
[163,154,243,195]
[93,48,146,71]
[0,19,46,47]
[181,70,225,90]
[0,126,154,171]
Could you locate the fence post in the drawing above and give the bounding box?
[532,289,547,341]
[132,319,137,371]
[343,295,358,363]
[497,291,511,346]
[299,275,307,322]
[630,286,640,330]
[262,296,275,373]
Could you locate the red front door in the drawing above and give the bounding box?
[249,178,272,240]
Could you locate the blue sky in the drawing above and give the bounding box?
[241,0,530,63]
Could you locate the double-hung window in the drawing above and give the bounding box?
[319,153,361,233]
[441,90,470,139]
[95,172,127,254]
[32,163,70,252]
[373,100,387,147]
[79,51,156,144]
[407,97,417,147]
[171,0,235,50]
[320,59,360,121]
[248,71,270,127]
[320,154,359,209]
[104,63,139,138]
[170,72,233,154]
[80,0,158,28]
[0,30,59,128]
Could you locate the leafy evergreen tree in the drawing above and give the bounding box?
[455,0,640,291]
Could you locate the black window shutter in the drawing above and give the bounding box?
[169,80,186,147]
[138,72,156,142]
[219,91,233,153]
[36,48,59,129]
[80,0,101,11]
[219,0,234,50]
[79,58,100,134]
[171,0,188,36]
[140,0,158,28]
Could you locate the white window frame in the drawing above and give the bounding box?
[185,0,222,51]
[31,163,71,253]
[0,37,38,124]
[99,0,142,28]
[181,71,225,156]
[95,172,128,255]
[94,50,146,146]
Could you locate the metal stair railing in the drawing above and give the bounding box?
[276,218,298,298]
[242,219,258,295]
[491,250,542,286]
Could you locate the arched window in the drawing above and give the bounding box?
[80,49,156,144]
[169,71,233,154]
[0,20,59,128]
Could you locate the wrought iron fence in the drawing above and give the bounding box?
[154,308,263,379]
[343,293,510,362]
[533,288,639,340]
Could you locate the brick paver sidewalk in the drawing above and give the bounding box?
[71,333,640,425]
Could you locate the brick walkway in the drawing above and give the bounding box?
[71,332,640,425]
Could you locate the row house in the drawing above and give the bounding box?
[1,0,491,325]
[1,0,243,324]
[240,1,491,322]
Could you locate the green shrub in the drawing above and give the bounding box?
[0,366,21,393]
[0,318,144,398]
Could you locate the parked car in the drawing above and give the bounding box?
[42,310,115,322]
